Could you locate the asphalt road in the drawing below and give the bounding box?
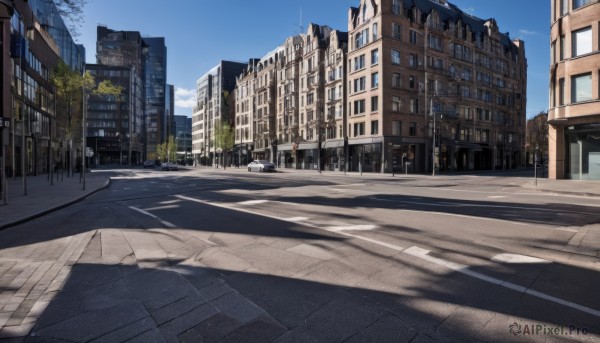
[1,168,599,342]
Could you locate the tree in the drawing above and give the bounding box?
[214,120,235,170]
[157,136,177,163]
[527,112,548,164]
[52,62,122,175]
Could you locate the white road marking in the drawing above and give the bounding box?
[140,205,180,211]
[238,200,269,205]
[325,225,378,232]
[285,217,310,222]
[159,199,182,205]
[491,253,550,264]
[129,206,157,219]
[173,193,600,318]
[160,221,176,228]
[487,195,507,199]
[404,246,600,318]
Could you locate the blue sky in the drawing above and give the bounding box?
[76,0,550,119]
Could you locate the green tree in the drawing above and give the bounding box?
[157,136,177,163]
[52,62,122,174]
[214,120,235,170]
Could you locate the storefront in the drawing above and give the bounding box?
[565,124,600,180]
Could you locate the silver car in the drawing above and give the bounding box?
[247,160,276,172]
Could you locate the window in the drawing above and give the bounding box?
[573,0,591,10]
[371,49,379,65]
[393,23,402,40]
[558,78,565,106]
[409,76,415,89]
[391,49,401,65]
[560,35,565,60]
[409,30,417,45]
[409,53,418,68]
[551,41,556,64]
[571,73,592,103]
[354,100,366,115]
[392,121,401,136]
[561,0,568,14]
[355,28,369,49]
[372,23,378,41]
[410,99,419,113]
[572,27,592,57]
[371,96,379,112]
[354,77,366,92]
[371,120,379,135]
[354,54,366,71]
[392,0,401,15]
[428,34,442,51]
[392,73,402,88]
[409,122,417,136]
[354,122,365,137]
[392,96,401,111]
[371,72,379,88]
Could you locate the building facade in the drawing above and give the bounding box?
[346,0,527,174]
[88,26,148,165]
[233,62,258,167]
[85,64,144,165]
[144,37,168,161]
[1,0,72,181]
[548,0,600,180]
[192,61,247,166]
[174,114,192,165]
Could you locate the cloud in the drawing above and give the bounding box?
[519,29,538,35]
[175,87,196,108]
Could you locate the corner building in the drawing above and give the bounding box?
[347,0,527,173]
[548,0,600,180]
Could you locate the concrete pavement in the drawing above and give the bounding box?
[0,170,111,230]
[0,167,599,342]
[1,167,600,231]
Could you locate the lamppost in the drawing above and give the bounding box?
[431,93,437,176]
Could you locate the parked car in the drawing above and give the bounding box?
[143,160,155,168]
[161,162,178,171]
[247,160,276,172]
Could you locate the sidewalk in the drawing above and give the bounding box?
[0,171,111,230]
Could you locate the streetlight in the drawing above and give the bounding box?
[431,93,437,176]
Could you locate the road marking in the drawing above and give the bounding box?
[173,194,600,318]
[285,217,310,222]
[487,195,507,199]
[491,253,550,264]
[160,221,176,228]
[404,246,600,318]
[238,200,269,205]
[129,206,176,229]
[325,225,378,232]
[129,206,157,219]
[140,205,180,211]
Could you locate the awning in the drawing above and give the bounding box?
[348,137,383,145]
[296,142,318,150]
[322,140,345,149]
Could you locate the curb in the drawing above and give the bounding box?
[0,177,112,231]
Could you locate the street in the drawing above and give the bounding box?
[1,168,599,342]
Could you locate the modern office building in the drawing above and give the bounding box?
[87,26,147,165]
[548,0,600,180]
[174,115,192,164]
[346,0,527,173]
[1,0,72,179]
[192,61,247,166]
[85,64,144,165]
[144,37,168,160]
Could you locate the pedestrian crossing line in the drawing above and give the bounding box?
[174,193,600,319]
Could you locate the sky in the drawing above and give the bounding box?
[76,0,550,119]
